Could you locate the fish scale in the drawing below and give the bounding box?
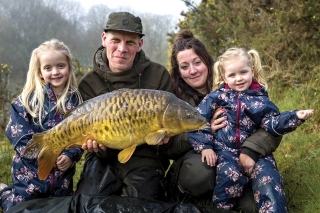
[22,88,207,180]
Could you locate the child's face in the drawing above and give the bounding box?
[223,58,253,92]
[39,50,70,95]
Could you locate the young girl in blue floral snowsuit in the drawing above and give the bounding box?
[188,47,314,212]
[0,39,83,212]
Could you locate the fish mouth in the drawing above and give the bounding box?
[194,123,207,133]
[199,122,207,129]
[193,122,207,131]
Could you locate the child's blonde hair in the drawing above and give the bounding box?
[20,38,81,128]
[213,47,268,90]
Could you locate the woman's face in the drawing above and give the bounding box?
[177,49,208,94]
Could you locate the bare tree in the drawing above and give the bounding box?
[140,14,176,66]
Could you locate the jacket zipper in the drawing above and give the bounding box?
[49,89,61,193]
[235,95,241,149]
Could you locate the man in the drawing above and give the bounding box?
[75,11,183,201]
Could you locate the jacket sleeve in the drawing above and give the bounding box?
[5,98,34,153]
[95,148,119,159]
[157,133,192,160]
[61,148,84,163]
[188,95,215,152]
[241,99,303,158]
[241,128,282,157]
[262,110,304,136]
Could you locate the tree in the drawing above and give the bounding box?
[76,5,113,68]
[0,0,179,86]
[140,13,176,66]
[0,0,83,85]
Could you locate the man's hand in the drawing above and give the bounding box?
[239,153,255,177]
[158,136,170,145]
[82,139,107,152]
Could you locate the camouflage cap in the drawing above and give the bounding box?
[104,12,145,37]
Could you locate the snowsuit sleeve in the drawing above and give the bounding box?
[188,93,217,152]
[61,148,83,163]
[5,98,34,153]
[260,101,304,136]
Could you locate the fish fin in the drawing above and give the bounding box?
[63,108,75,118]
[37,147,59,180]
[23,133,61,180]
[118,145,137,163]
[63,133,96,150]
[22,134,46,158]
[145,130,167,145]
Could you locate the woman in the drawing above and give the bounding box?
[165,30,282,212]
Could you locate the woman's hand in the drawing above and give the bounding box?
[201,149,217,167]
[82,139,107,152]
[239,153,255,177]
[210,107,226,133]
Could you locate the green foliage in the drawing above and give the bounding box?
[0,0,174,87]
[0,135,13,186]
[72,55,85,83]
[268,82,320,212]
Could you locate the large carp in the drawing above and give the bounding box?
[22,88,207,180]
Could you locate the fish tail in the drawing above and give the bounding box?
[23,133,60,180]
[22,134,46,158]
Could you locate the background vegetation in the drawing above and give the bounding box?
[1,0,320,213]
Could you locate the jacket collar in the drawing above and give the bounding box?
[224,79,261,90]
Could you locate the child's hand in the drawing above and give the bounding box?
[56,154,72,171]
[201,149,217,167]
[296,109,314,120]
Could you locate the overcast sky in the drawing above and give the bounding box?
[76,0,200,18]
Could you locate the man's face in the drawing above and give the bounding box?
[102,30,143,72]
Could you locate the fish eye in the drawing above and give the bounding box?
[186,113,192,118]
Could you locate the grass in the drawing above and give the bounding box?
[268,81,320,213]
[0,81,319,213]
[0,139,13,186]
